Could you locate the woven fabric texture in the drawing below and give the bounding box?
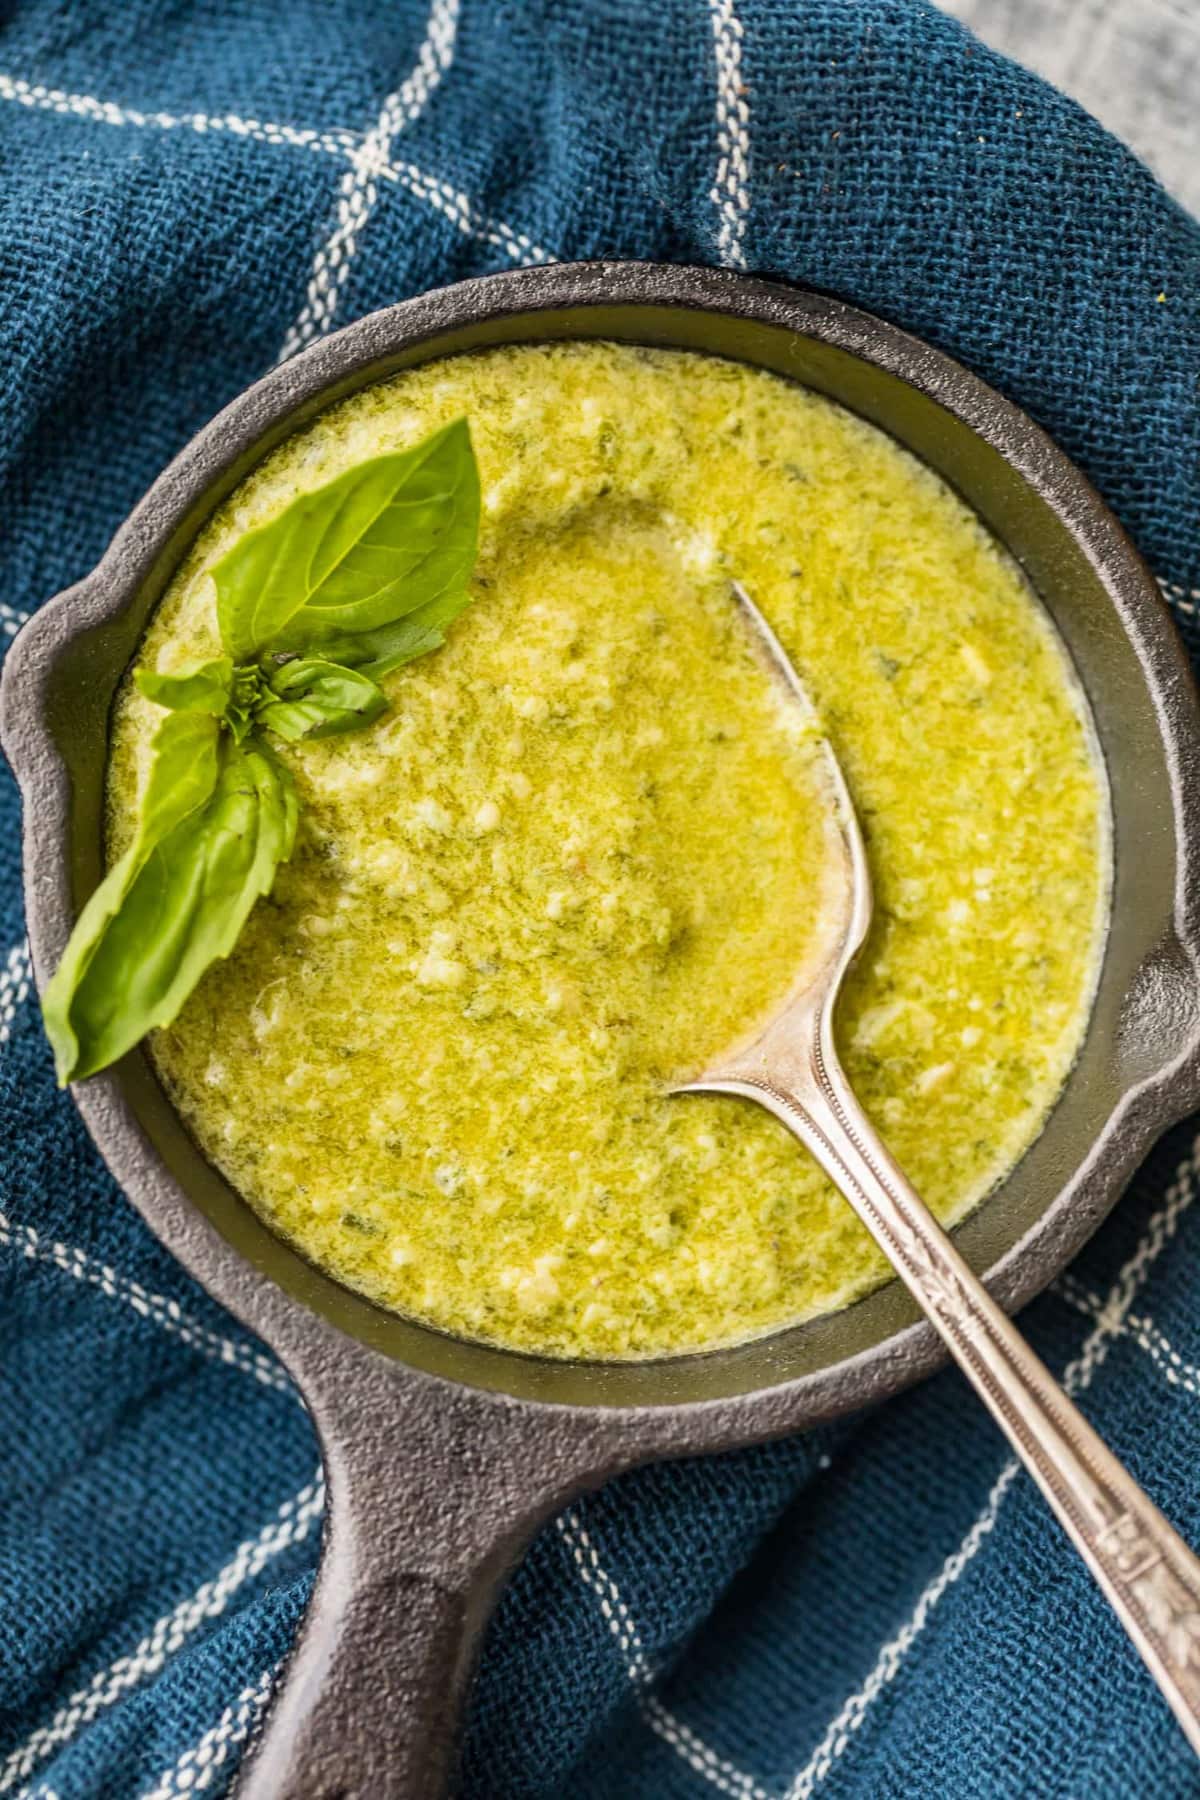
[0,3,1198,1797]
[938,0,1200,217]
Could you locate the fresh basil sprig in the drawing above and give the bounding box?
[43,418,480,1084]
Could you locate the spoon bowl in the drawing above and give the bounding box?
[678,578,872,1097]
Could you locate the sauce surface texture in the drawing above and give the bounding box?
[109,343,1108,1358]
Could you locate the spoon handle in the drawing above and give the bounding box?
[718,1023,1200,1754]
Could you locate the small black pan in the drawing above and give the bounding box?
[5,263,1200,1798]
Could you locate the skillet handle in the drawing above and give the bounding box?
[235,1517,511,1799]
[234,1357,579,1800]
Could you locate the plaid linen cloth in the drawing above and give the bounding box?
[1,2,1199,1797]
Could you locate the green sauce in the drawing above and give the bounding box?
[108,342,1109,1358]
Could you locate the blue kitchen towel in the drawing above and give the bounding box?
[1,3,1198,1797]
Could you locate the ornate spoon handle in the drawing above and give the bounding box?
[711,1017,1200,1754]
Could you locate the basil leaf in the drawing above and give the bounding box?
[213,418,480,661]
[42,730,297,1084]
[255,658,387,742]
[129,709,225,849]
[315,587,472,682]
[42,710,223,1081]
[135,657,233,715]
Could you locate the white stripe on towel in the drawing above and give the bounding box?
[1159,576,1199,617]
[0,73,356,158]
[276,0,461,361]
[641,1695,772,1800]
[1057,1271,1200,1400]
[707,0,750,267]
[0,940,31,1045]
[784,1127,1200,1799]
[556,1506,772,1799]
[0,601,30,639]
[555,1509,652,1684]
[0,1207,293,1395]
[1,1480,322,1793]
[0,67,548,271]
[375,153,551,267]
[138,1664,279,1800]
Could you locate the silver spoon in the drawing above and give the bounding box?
[677,581,1200,1751]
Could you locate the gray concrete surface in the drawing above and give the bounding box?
[938,0,1199,215]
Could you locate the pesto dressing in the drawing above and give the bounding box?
[108,343,1109,1358]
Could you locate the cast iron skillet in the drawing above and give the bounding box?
[5,263,1200,1798]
